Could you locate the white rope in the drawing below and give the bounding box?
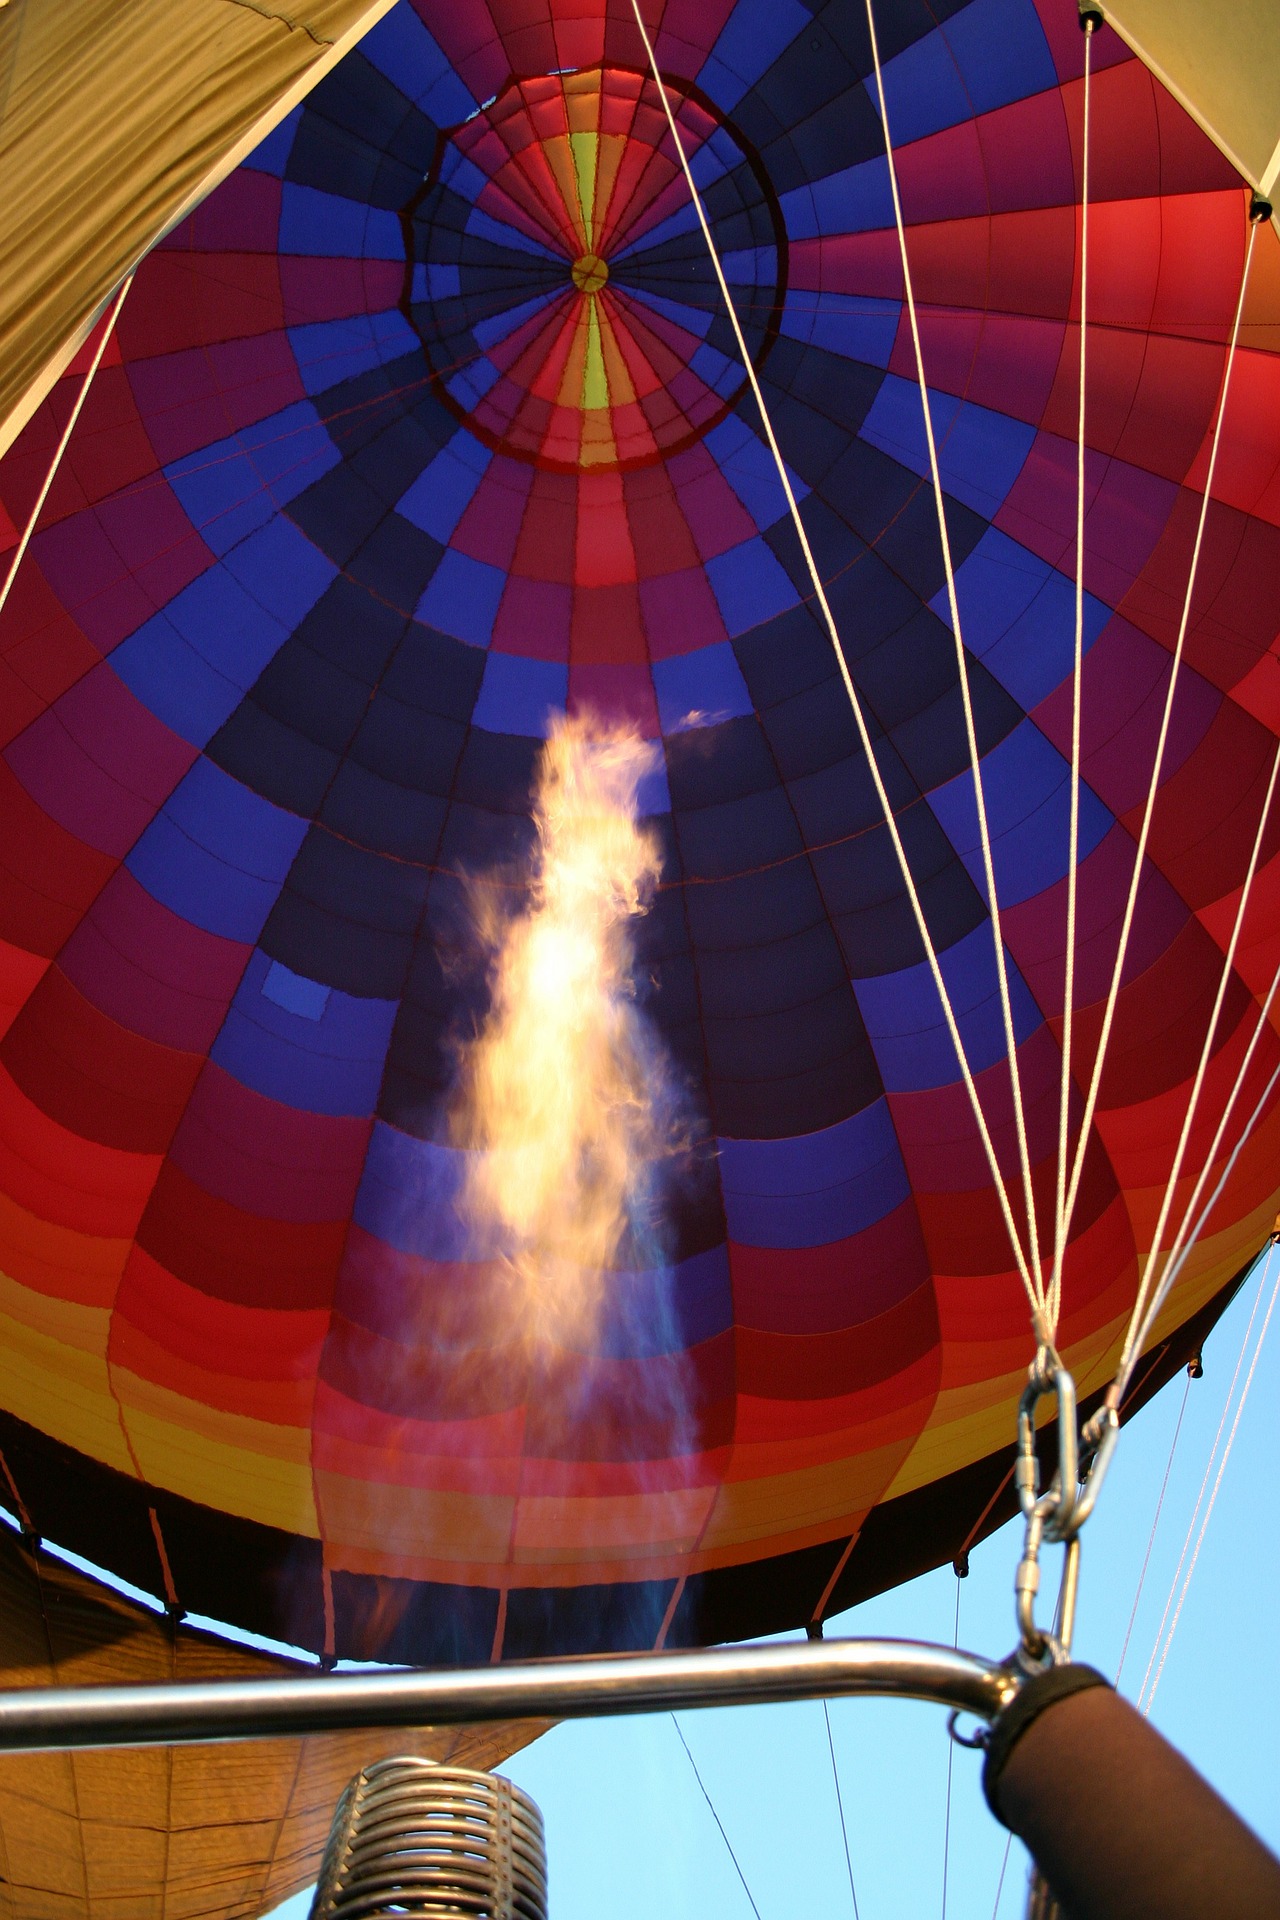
[0,276,134,624]
[1057,219,1260,1267]
[1130,963,1280,1366]
[627,0,1041,1306]
[1113,729,1280,1399]
[1049,21,1095,1334]
[1134,1256,1265,1709]
[1114,1369,1192,1687]
[863,0,1043,1305]
[1139,1242,1280,1715]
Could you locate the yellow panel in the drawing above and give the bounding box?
[0,1305,133,1473]
[511,1485,715,1566]
[0,0,398,454]
[698,1432,914,1557]
[315,1468,513,1564]
[113,1368,319,1537]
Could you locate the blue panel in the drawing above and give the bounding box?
[595,1247,733,1358]
[472,291,562,352]
[165,402,339,556]
[111,566,292,748]
[936,527,1110,711]
[653,644,754,735]
[398,431,491,542]
[928,717,1113,909]
[697,0,809,109]
[472,651,568,737]
[212,951,396,1116]
[866,0,1057,146]
[245,106,302,179]
[859,374,1035,520]
[855,921,1043,1092]
[719,1101,910,1248]
[704,415,807,531]
[278,185,402,258]
[614,286,712,342]
[411,263,461,302]
[221,517,336,628]
[359,5,476,122]
[705,538,800,637]
[354,1124,476,1261]
[289,310,419,397]
[781,158,894,240]
[636,756,672,818]
[943,0,1058,118]
[781,291,900,370]
[688,340,737,394]
[465,208,561,258]
[721,247,778,286]
[127,759,308,943]
[415,549,505,645]
[446,356,501,411]
[262,960,330,1020]
[613,200,700,261]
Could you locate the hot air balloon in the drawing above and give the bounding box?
[1,0,1279,1705]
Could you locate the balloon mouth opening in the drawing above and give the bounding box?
[571,251,609,293]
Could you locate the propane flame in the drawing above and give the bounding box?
[455,712,684,1344]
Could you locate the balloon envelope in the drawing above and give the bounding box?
[0,0,1278,1661]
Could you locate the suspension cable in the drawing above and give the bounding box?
[823,1699,861,1920]
[1114,1369,1192,1687]
[1057,214,1262,1268]
[1140,1241,1280,1715]
[1050,16,1096,1334]
[0,276,134,624]
[627,0,1041,1306]
[862,0,1043,1308]
[671,1714,763,1920]
[1134,1258,1266,1709]
[1112,728,1280,1400]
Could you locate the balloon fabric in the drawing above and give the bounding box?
[0,0,1278,1664]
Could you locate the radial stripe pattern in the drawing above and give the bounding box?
[0,0,1277,1662]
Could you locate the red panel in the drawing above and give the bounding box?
[0,1062,159,1239]
[167,1063,371,1224]
[0,760,116,956]
[0,966,203,1154]
[159,169,283,255]
[127,334,306,466]
[734,1281,938,1401]
[117,255,286,361]
[114,1243,328,1380]
[568,659,660,734]
[569,582,647,663]
[575,473,636,585]
[58,869,251,1054]
[730,1200,928,1335]
[135,1158,347,1309]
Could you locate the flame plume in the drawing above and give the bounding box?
[455,712,684,1345]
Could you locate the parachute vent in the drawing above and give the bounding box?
[309,1758,547,1920]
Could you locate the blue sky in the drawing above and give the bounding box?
[270,1254,1280,1919]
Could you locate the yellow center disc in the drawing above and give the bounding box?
[571,252,609,294]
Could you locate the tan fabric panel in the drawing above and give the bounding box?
[0,1528,548,1919]
[1105,0,1280,198]
[0,0,397,460]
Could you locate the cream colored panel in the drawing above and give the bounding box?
[0,0,397,455]
[1106,1,1280,195]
